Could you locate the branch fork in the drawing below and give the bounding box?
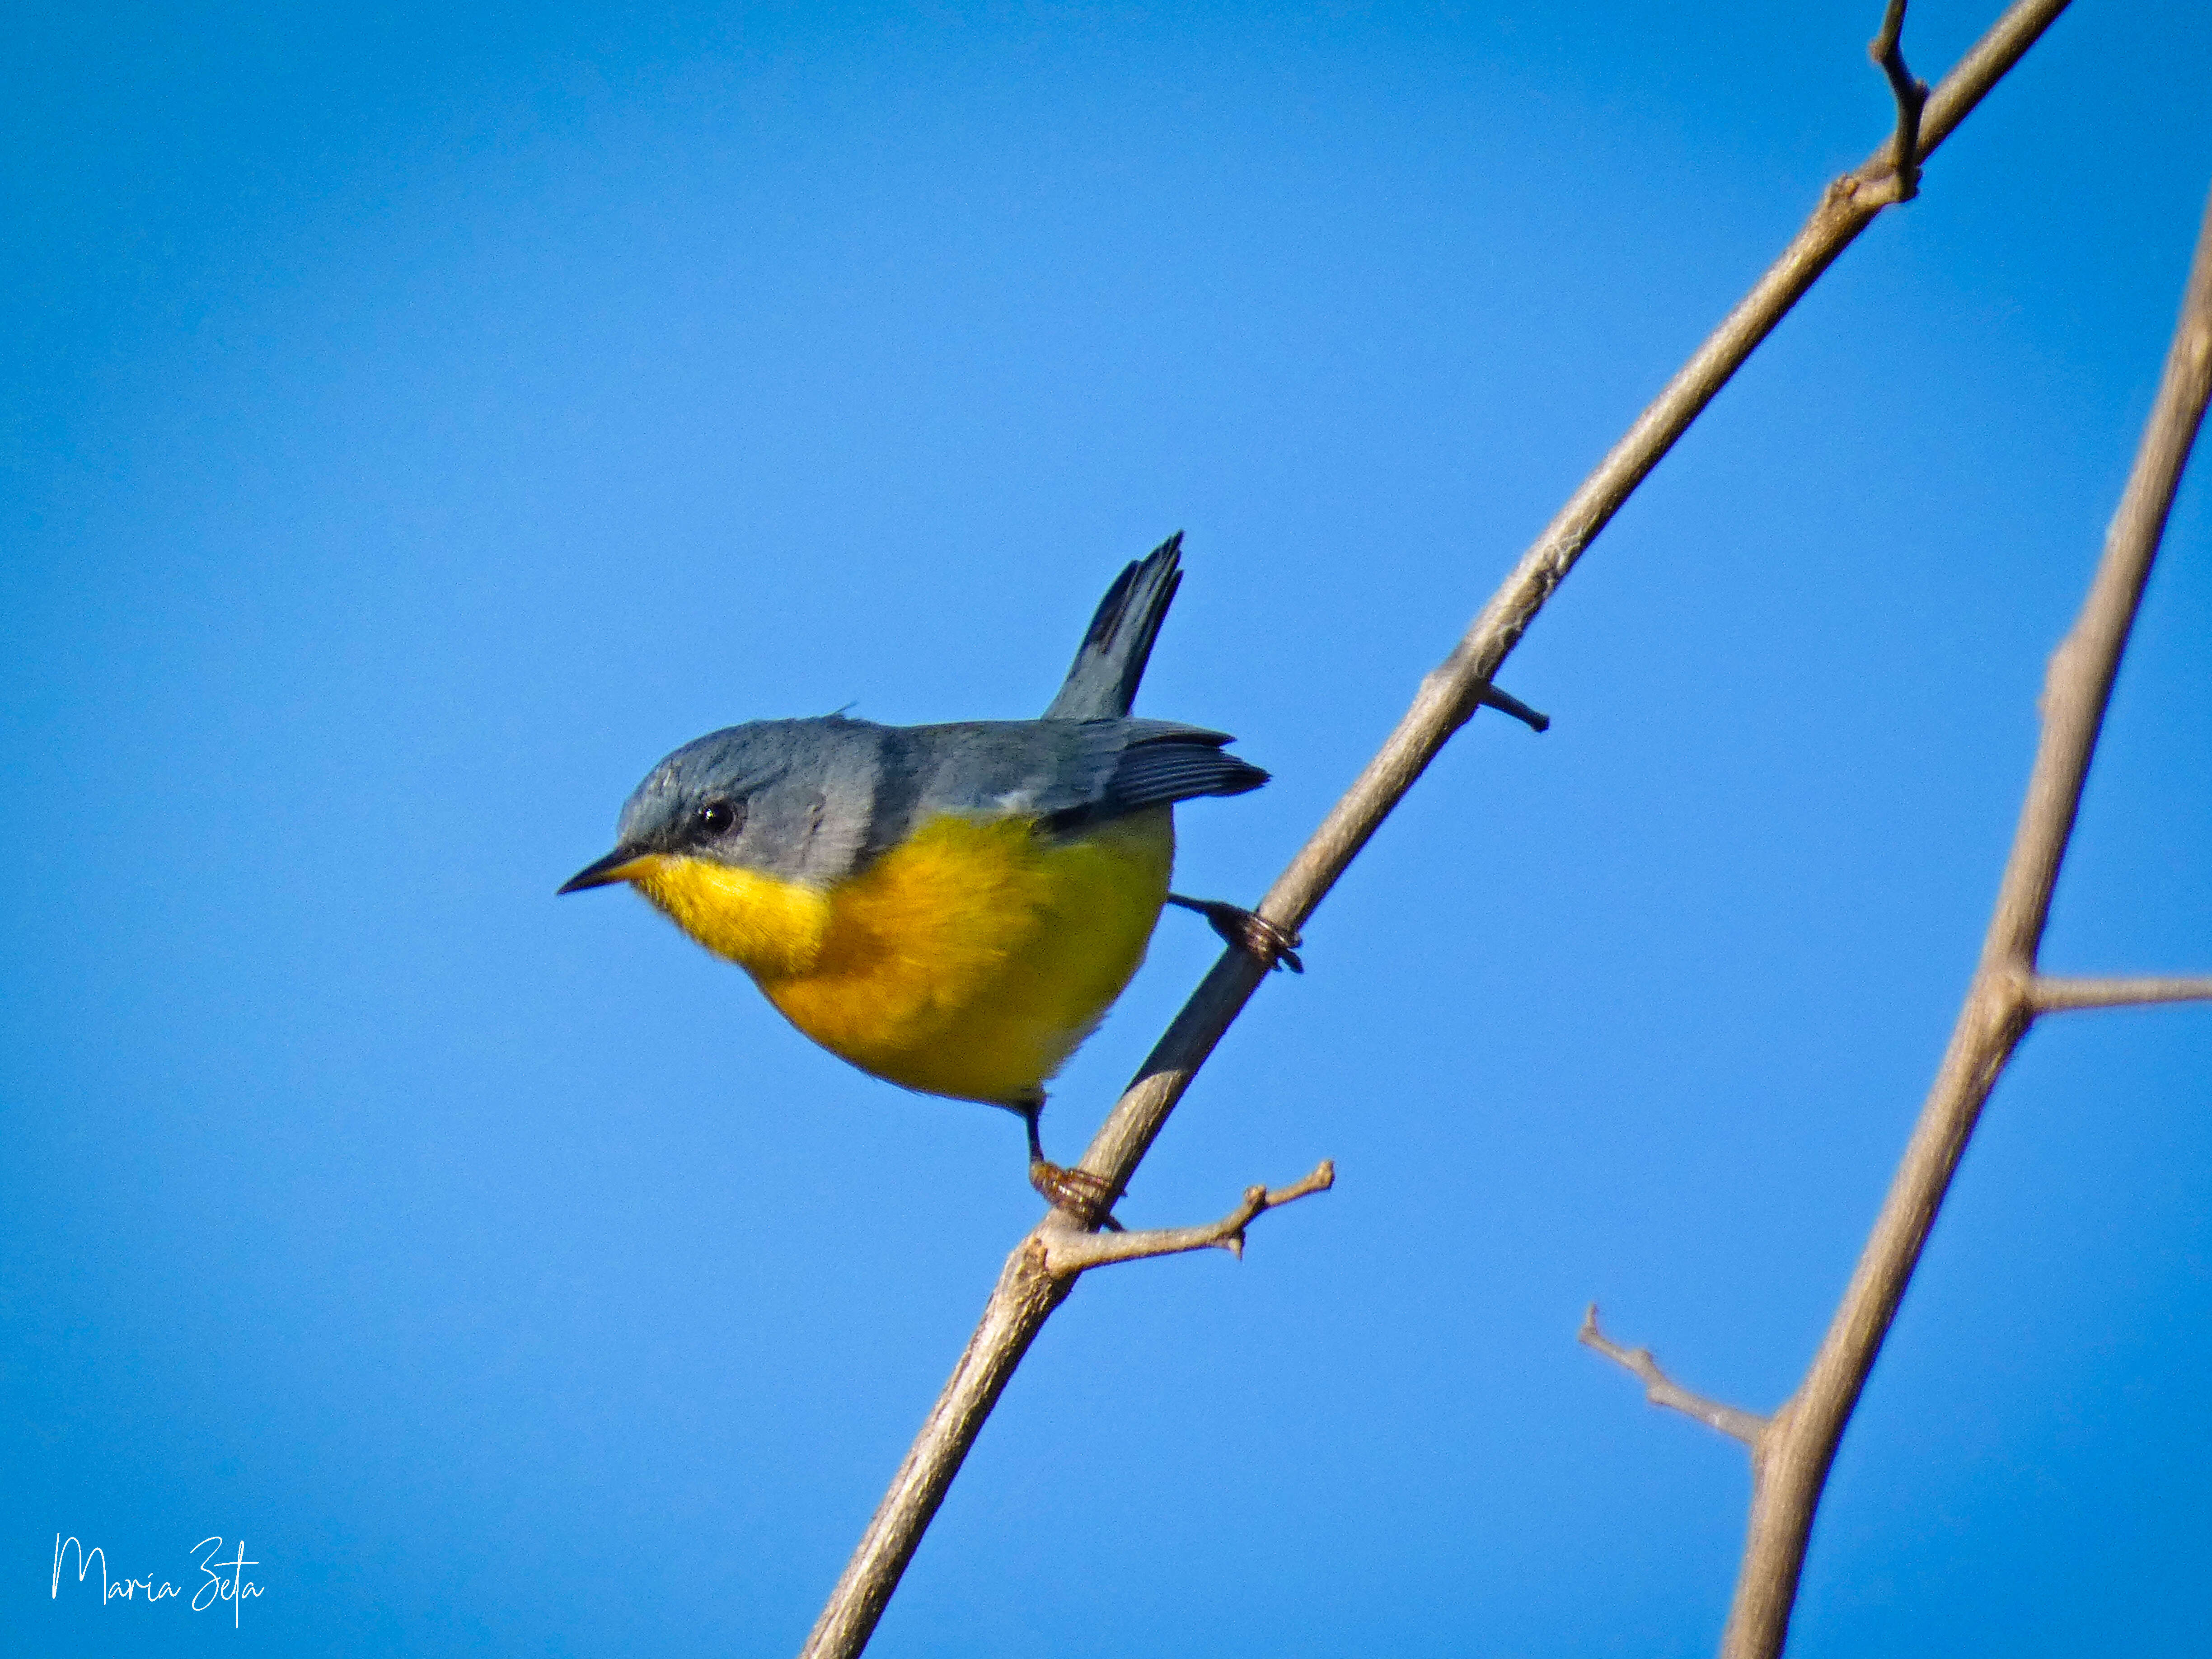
[1040,1161,1336,1279]
[1584,174,2212,1659]
[1867,0,1932,202]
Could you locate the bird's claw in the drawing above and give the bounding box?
[1167,895,1304,973]
[1029,1160,1124,1229]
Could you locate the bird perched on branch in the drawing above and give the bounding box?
[558,534,1298,1218]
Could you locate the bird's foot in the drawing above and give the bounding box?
[1167,894,1304,973]
[1028,1159,1124,1230]
[1020,1095,1123,1229]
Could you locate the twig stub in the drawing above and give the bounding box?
[1040,1160,1337,1279]
[2028,973,2212,1013]
[1579,1305,1771,1449]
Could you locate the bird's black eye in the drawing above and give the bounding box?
[697,799,741,836]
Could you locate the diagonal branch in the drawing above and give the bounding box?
[2028,973,2212,1012]
[796,6,2075,1655]
[1041,1162,1336,1277]
[1074,0,2072,1226]
[1717,182,2212,1659]
[1580,1306,1771,1449]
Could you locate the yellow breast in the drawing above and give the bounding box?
[627,808,1174,1104]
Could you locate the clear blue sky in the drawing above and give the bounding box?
[6,2,2209,1654]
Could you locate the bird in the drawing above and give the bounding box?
[558,533,1298,1219]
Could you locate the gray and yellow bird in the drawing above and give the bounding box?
[560,534,1296,1214]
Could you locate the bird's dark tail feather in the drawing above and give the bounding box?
[1042,533,1184,720]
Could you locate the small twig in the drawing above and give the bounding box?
[1869,0,1932,202]
[1040,1162,1336,1278]
[1579,1306,1771,1449]
[2028,974,2212,1012]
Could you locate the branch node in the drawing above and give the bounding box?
[1579,1304,1769,1450]
[1039,1160,1336,1279]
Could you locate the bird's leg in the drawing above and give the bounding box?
[1470,681,1550,733]
[1166,894,1304,974]
[1019,1094,1122,1229]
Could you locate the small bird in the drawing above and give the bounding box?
[558,534,1296,1218]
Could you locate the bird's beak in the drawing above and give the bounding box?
[557,848,651,895]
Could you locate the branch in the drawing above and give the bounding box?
[1041,1162,1336,1277]
[2029,974,2212,1012]
[1579,1306,1771,1448]
[1076,0,2075,1238]
[797,7,2076,1654]
[1718,183,2212,1659]
[1869,1,1931,202]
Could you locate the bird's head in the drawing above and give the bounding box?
[557,718,884,978]
[556,722,805,894]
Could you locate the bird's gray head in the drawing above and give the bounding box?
[557,716,883,894]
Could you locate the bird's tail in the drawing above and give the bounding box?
[1042,533,1184,721]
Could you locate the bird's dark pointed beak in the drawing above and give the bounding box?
[557,848,650,895]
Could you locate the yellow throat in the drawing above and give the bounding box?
[625,808,1174,1105]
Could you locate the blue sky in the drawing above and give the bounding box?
[5,2,2209,1654]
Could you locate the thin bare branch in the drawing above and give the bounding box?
[1075,0,2075,1240]
[1869,1,1932,201]
[2028,974,2212,1012]
[1041,1162,1336,1277]
[797,6,2075,1654]
[1579,1306,1771,1448]
[1719,183,2212,1659]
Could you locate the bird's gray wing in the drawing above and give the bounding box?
[1079,719,1268,823]
[870,717,1265,854]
